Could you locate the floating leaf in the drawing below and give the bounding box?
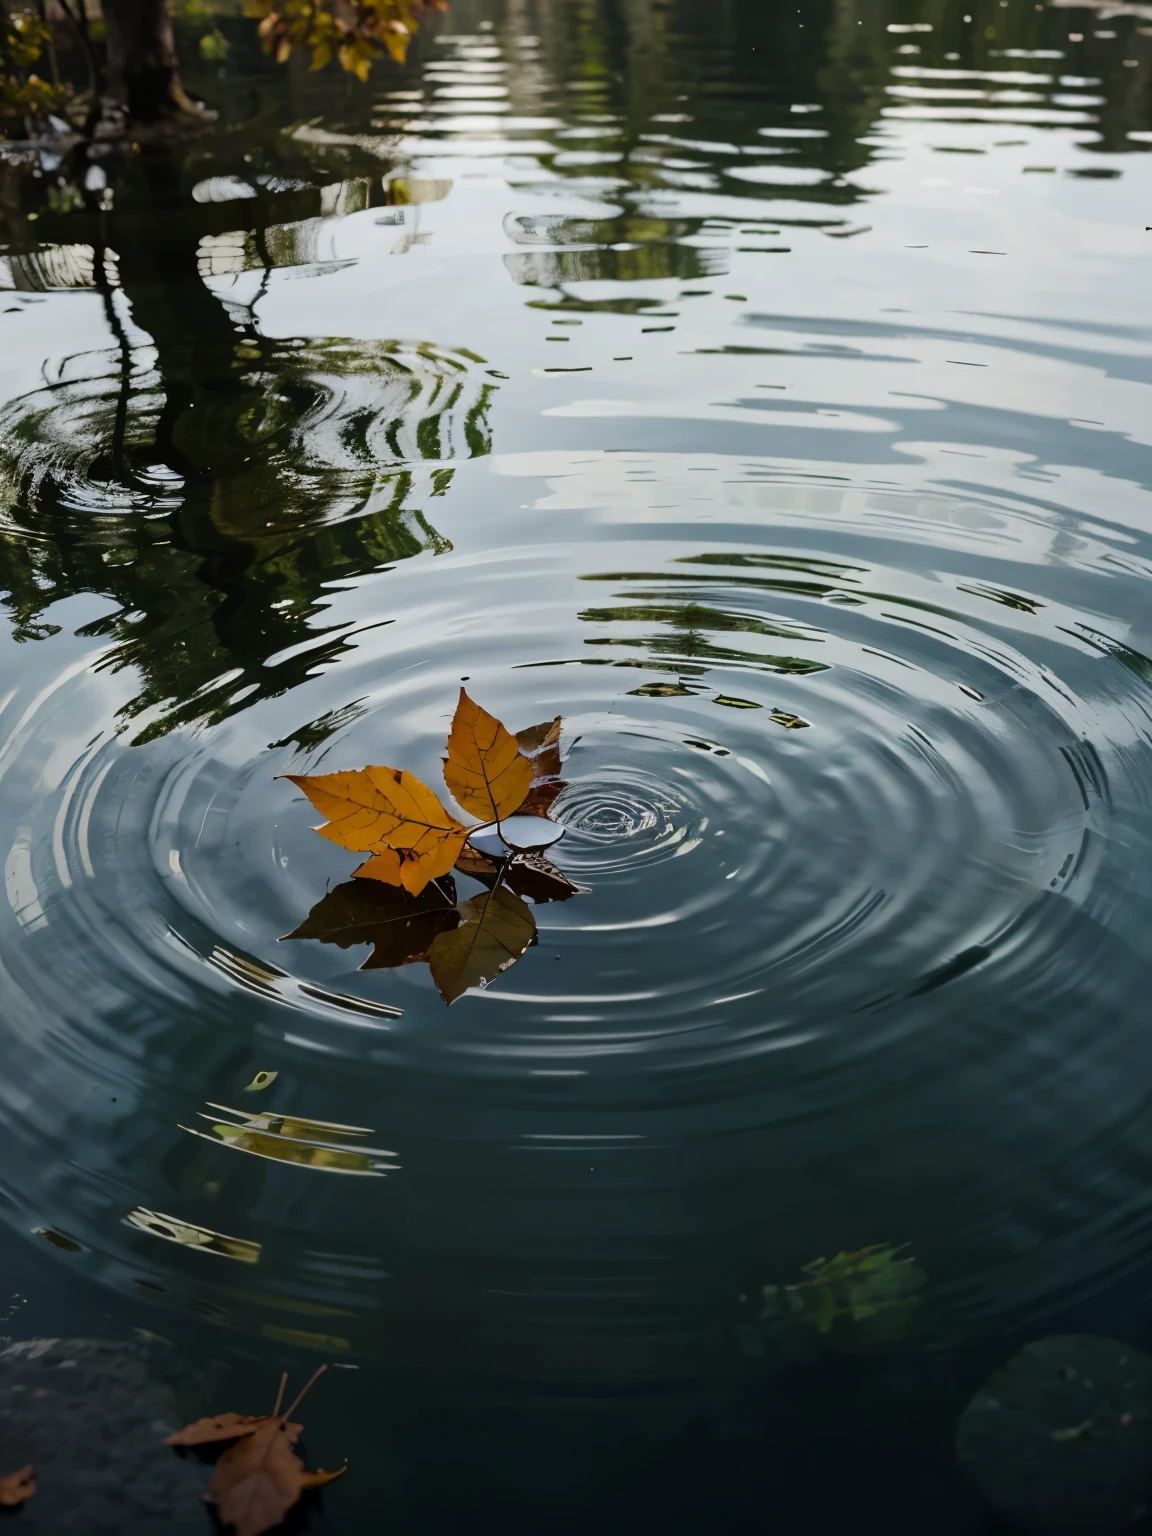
[444,689,533,823]
[454,844,502,882]
[454,846,577,902]
[185,1369,346,1536]
[165,1414,299,1448]
[516,714,566,816]
[770,709,810,729]
[0,1467,35,1507]
[244,1071,278,1092]
[428,885,537,1004]
[125,1207,260,1264]
[283,877,459,969]
[207,1421,344,1536]
[347,846,408,888]
[713,694,762,709]
[284,767,468,895]
[504,853,582,904]
[515,716,562,761]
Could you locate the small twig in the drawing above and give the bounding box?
[271,1371,288,1417]
[283,1363,327,1420]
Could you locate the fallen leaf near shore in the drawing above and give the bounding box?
[165,1413,300,1448]
[0,1466,35,1506]
[167,1367,346,1536]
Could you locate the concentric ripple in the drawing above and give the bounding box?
[2,448,1152,1367]
[4,0,1152,1404]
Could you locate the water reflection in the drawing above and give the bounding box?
[2,0,1152,1527]
[0,159,493,741]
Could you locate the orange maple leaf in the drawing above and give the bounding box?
[285,766,468,895]
[443,689,533,824]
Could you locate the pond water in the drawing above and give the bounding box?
[3,0,1152,1527]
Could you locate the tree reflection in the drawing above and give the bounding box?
[0,153,493,742]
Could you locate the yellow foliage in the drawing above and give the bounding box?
[285,765,468,895]
[444,688,534,824]
[243,0,446,82]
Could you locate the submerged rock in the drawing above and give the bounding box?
[956,1334,1152,1531]
[0,1337,207,1533]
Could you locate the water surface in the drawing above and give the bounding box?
[3,0,1152,1527]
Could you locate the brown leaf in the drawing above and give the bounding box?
[0,1467,35,1507]
[515,715,562,764]
[517,778,565,818]
[427,884,537,1004]
[454,844,502,884]
[516,715,565,818]
[504,854,582,904]
[282,877,458,969]
[284,767,468,895]
[206,1419,345,1536]
[444,689,533,824]
[165,1414,300,1448]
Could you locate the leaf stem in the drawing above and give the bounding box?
[271,1371,288,1417]
[283,1363,328,1420]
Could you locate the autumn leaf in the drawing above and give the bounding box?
[0,1467,35,1507]
[172,1368,347,1536]
[428,884,537,1004]
[207,1419,344,1536]
[284,767,469,895]
[165,1414,300,1448]
[454,844,502,882]
[457,845,578,903]
[348,846,407,887]
[504,853,582,904]
[515,716,562,762]
[444,689,533,824]
[516,715,566,817]
[283,878,459,969]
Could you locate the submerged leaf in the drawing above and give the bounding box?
[283,877,458,968]
[428,885,537,1004]
[752,1244,925,1354]
[0,1467,35,1507]
[444,689,533,823]
[284,767,468,894]
[244,1071,278,1092]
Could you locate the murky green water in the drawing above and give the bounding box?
[3,0,1152,1527]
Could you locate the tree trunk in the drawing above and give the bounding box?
[101,0,197,119]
